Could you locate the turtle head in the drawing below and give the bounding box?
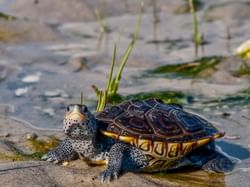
[63,104,97,140]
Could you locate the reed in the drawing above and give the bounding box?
[189,0,201,57]
[95,3,144,112]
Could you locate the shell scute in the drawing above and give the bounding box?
[147,109,182,137]
[96,106,123,121]
[97,99,224,156]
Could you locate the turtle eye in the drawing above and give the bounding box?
[66,105,71,112]
[82,105,88,113]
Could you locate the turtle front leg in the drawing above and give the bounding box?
[100,142,148,183]
[42,138,78,164]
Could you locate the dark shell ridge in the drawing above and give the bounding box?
[96,98,221,142]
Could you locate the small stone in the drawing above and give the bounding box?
[43,108,55,116]
[15,87,29,96]
[26,133,38,140]
[61,93,70,98]
[216,112,231,117]
[203,108,211,112]
[21,73,41,83]
[69,56,89,72]
[222,105,229,109]
[44,90,62,97]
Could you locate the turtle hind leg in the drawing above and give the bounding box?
[201,154,234,173]
[187,142,235,173]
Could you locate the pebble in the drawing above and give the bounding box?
[15,87,29,96]
[69,56,89,72]
[203,107,211,112]
[43,108,55,116]
[26,133,38,140]
[44,90,62,97]
[21,73,41,83]
[215,112,231,117]
[44,90,70,99]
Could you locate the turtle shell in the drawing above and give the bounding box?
[96,99,224,170]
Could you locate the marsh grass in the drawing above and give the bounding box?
[94,3,144,112]
[124,90,186,105]
[174,0,203,14]
[151,0,160,50]
[189,0,202,57]
[94,8,111,50]
[225,26,232,53]
[0,12,16,20]
[233,63,250,77]
[202,87,250,109]
[148,56,224,78]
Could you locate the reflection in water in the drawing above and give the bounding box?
[216,141,250,160]
[152,168,225,187]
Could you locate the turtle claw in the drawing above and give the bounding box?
[41,154,48,160]
[99,170,119,183]
[46,157,54,162]
[42,151,60,164]
[53,160,59,164]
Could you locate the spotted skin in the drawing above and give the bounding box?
[41,138,78,163]
[42,100,234,183]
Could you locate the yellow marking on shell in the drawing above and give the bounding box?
[167,143,179,158]
[101,130,119,139]
[138,139,152,152]
[153,141,165,156]
[118,136,135,143]
[180,142,196,156]
[196,138,211,147]
[100,130,135,144]
[214,132,225,139]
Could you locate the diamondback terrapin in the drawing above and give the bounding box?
[42,99,234,182]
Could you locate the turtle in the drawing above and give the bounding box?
[42,98,234,183]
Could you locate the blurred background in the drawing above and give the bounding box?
[0,0,249,186]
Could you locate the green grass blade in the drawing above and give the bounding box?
[132,2,144,40]
[112,41,135,94]
[100,90,107,111]
[111,3,143,95]
[91,84,101,97]
[189,0,200,57]
[106,43,116,93]
[96,91,103,112]
[80,92,84,105]
[94,8,108,33]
